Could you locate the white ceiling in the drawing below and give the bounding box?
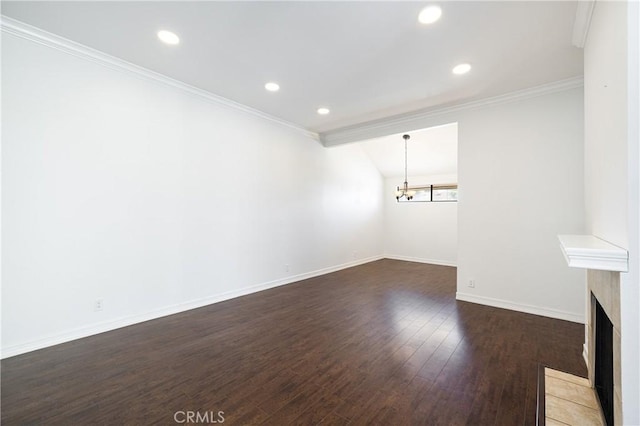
[359,122,458,178]
[2,1,583,136]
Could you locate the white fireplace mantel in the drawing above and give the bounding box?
[558,235,629,272]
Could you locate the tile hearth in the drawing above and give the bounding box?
[544,368,604,426]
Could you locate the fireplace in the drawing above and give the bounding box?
[587,270,622,425]
[558,235,627,426]
[594,296,614,426]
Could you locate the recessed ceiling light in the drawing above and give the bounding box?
[418,5,442,24]
[157,30,180,45]
[265,82,280,92]
[452,63,472,75]
[317,107,330,115]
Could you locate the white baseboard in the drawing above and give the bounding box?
[384,254,457,267]
[455,292,585,324]
[1,255,383,359]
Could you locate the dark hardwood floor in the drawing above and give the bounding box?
[1,259,586,425]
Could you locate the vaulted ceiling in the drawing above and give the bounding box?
[360,123,458,178]
[3,1,583,139]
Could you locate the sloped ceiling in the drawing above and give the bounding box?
[359,123,457,179]
[2,1,583,138]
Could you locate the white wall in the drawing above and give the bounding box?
[454,88,586,322]
[384,174,457,266]
[1,31,384,357]
[584,1,640,422]
[585,3,629,249]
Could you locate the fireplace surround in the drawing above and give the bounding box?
[558,235,628,426]
[587,269,622,426]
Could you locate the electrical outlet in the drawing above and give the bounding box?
[285,264,290,273]
[94,299,104,311]
[468,280,475,288]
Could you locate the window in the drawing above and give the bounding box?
[397,184,458,203]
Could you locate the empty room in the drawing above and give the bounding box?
[1,1,639,425]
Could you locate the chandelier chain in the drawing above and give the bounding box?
[404,136,408,185]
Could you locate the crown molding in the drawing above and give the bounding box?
[320,76,584,146]
[0,16,319,141]
[572,1,595,48]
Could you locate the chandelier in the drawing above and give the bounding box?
[395,134,416,201]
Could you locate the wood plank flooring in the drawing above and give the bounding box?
[1,259,586,425]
